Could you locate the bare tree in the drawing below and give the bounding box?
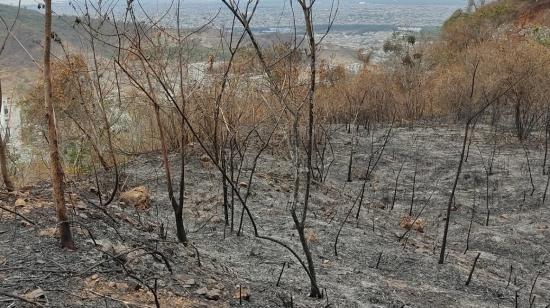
[221,0,339,297]
[44,0,75,250]
[291,0,322,297]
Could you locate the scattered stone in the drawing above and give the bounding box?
[210,216,223,224]
[91,274,99,280]
[369,201,386,209]
[95,239,114,254]
[112,243,130,255]
[249,247,262,257]
[195,287,208,296]
[25,288,45,300]
[200,154,210,163]
[183,279,196,288]
[115,282,129,291]
[119,186,150,210]
[200,154,213,168]
[39,227,58,237]
[205,288,221,300]
[177,275,197,288]
[74,201,88,210]
[15,198,26,207]
[399,216,425,233]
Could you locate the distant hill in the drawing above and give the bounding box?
[445,0,550,27]
[0,3,85,91]
[443,0,550,44]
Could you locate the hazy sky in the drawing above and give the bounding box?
[0,0,37,5]
[0,0,466,6]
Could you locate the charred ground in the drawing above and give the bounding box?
[1,124,549,307]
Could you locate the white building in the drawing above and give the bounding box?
[0,96,22,149]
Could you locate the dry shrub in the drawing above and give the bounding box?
[399,215,425,233]
[316,66,398,125]
[499,40,550,139]
[20,54,122,176]
[15,9,550,186]
[21,55,95,145]
[431,37,550,135]
[441,1,518,53]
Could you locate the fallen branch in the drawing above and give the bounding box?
[0,290,45,307]
[0,203,36,225]
[465,252,481,286]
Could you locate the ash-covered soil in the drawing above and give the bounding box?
[1,124,549,307]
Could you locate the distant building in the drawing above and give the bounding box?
[0,96,22,148]
[346,63,364,74]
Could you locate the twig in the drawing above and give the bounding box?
[276,262,286,287]
[507,264,513,288]
[464,191,476,254]
[465,252,481,286]
[191,243,201,267]
[0,291,45,307]
[529,271,541,306]
[375,252,382,269]
[390,162,405,211]
[0,204,36,225]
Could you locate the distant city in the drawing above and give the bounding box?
[41,0,464,28]
[25,0,465,54]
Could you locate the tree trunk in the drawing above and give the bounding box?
[44,0,75,250]
[301,2,322,298]
[174,208,186,243]
[293,212,321,298]
[145,64,188,245]
[222,149,229,225]
[0,80,14,192]
[154,103,187,245]
[439,120,470,264]
[515,100,525,141]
